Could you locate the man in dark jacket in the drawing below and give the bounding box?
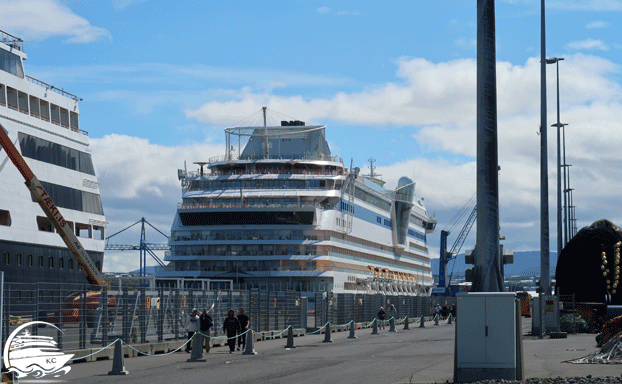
[237,308,250,351]
[377,307,386,329]
[223,309,241,354]
[199,308,213,353]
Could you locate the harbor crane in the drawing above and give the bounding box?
[434,198,477,297]
[104,217,169,279]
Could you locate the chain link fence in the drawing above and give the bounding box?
[2,282,442,352]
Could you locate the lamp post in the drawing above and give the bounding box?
[546,57,564,255]
[562,128,569,245]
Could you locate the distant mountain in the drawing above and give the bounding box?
[431,250,558,278]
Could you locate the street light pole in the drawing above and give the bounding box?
[546,57,564,256]
[562,126,569,245]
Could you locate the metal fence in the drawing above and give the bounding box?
[1,282,448,352]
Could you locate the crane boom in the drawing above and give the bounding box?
[0,124,107,286]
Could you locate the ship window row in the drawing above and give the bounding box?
[183,197,299,208]
[172,229,328,242]
[353,185,391,212]
[340,201,354,213]
[37,215,105,240]
[18,133,95,175]
[0,84,79,131]
[172,244,325,257]
[410,215,423,226]
[187,179,329,192]
[0,48,24,78]
[34,181,104,216]
[2,251,75,270]
[171,259,318,273]
[407,228,426,241]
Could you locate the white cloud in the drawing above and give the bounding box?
[111,0,147,11]
[317,7,332,14]
[567,39,610,51]
[586,20,610,28]
[0,0,111,43]
[455,38,476,48]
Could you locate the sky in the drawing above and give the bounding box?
[2,0,622,272]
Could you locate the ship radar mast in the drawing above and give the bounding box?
[368,158,381,178]
[263,106,269,159]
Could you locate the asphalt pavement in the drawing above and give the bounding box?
[51,317,622,384]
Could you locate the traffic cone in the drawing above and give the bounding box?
[371,318,379,334]
[348,321,357,339]
[108,339,129,375]
[284,327,296,348]
[323,323,333,342]
[243,330,257,355]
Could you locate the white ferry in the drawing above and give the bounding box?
[0,29,106,286]
[157,108,436,295]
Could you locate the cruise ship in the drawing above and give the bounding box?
[0,30,106,285]
[157,108,436,295]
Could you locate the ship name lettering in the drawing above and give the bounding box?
[46,358,56,364]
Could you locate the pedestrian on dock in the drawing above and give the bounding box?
[199,308,213,353]
[185,308,199,352]
[377,306,386,329]
[237,308,250,351]
[387,304,398,321]
[223,309,241,354]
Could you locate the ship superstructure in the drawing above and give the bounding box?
[0,30,106,285]
[158,108,436,295]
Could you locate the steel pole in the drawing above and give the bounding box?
[474,0,502,292]
[540,0,550,297]
[556,61,562,257]
[562,127,568,245]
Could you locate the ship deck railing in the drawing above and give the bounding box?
[186,169,346,178]
[172,234,331,242]
[207,153,344,165]
[177,202,336,210]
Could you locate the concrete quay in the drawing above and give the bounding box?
[57,318,621,384]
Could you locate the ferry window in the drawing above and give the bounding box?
[48,256,54,268]
[0,209,11,226]
[29,95,40,117]
[17,91,28,114]
[39,99,50,121]
[16,253,21,266]
[50,104,60,125]
[60,107,69,128]
[27,254,33,267]
[59,257,64,269]
[68,258,74,270]
[76,223,91,238]
[0,49,24,78]
[38,255,44,267]
[6,87,17,110]
[2,252,9,265]
[37,216,54,232]
[93,225,104,240]
[0,84,5,106]
[70,112,79,131]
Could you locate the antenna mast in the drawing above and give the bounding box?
[263,106,269,159]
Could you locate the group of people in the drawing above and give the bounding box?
[185,307,250,354]
[377,304,398,329]
[433,303,457,320]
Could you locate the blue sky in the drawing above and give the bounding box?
[3,0,622,272]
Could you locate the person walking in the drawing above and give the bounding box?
[185,308,199,352]
[199,308,213,353]
[237,308,250,351]
[387,303,398,321]
[223,309,241,354]
[377,306,386,330]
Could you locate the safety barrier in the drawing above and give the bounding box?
[59,312,445,377]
